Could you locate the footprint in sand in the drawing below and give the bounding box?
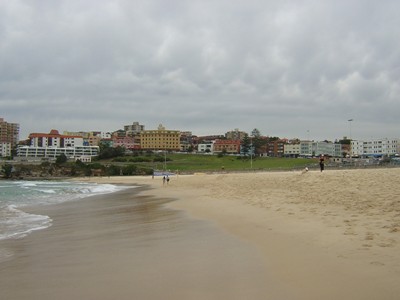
[378,242,395,248]
[344,228,357,235]
[370,261,385,266]
[365,232,374,241]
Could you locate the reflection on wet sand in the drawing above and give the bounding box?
[0,187,277,300]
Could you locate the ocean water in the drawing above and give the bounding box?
[0,180,127,241]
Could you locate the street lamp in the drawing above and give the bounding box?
[348,119,354,140]
[164,141,167,172]
[250,135,253,169]
[348,119,354,158]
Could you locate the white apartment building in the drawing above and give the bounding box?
[284,143,301,157]
[17,129,98,160]
[100,132,112,139]
[198,142,214,153]
[0,142,12,158]
[297,141,342,157]
[350,140,364,157]
[29,130,84,148]
[351,139,399,157]
[17,145,99,160]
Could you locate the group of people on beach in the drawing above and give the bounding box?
[162,175,170,185]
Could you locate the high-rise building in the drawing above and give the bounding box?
[225,128,247,140]
[0,117,19,157]
[124,122,145,136]
[0,117,20,146]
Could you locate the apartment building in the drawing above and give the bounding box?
[88,133,101,146]
[113,136,137,150]
[225,129,247,140]
[140,124,181,151]
[198,141,214,153]
[0,117,19,145]
[0,117,19,157]
[213,139,241,154]
[267,140,286,157]
[284,143,301,157]
[0,143,12,158]
[350,139,399,157]
[17,129,99,160]
[29,130,83,147]
[17,146,99,160]
[298,141,342,157]
[124,121,145,135]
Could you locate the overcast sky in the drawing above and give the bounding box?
[1,0,399,141]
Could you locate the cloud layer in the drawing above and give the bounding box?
[1,0,399,140]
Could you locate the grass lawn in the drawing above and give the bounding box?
[140,153,317,173]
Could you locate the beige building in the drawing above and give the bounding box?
[225,128,247,140]
[0,117,19,157]
[284,143,301,157]
[0,117,19,146]
[140,124,181,151]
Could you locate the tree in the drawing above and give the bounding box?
[339,138,351,145]
[217,148,227,157]
[251,128,261,138]
[98,145,125,159]
[241,135,251,156]
[56,153,67,164]
[1,164,13,179]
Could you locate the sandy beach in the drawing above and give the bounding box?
[1,168,400,299]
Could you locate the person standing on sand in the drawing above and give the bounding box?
[163,176,166,185]
[319,155,325,172]
[166,175,170,184]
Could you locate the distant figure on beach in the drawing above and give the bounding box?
[166,175,170,184]
[163,176,166,185]
[301,167,309,174]
[319,156,325,172]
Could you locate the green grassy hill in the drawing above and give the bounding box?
[135,154,317,173]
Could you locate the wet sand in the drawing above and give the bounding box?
[0,186,281,300]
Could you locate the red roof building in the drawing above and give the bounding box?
[29,130,83,148]
[213,139,241,154]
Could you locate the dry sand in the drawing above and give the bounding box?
[1,168,399,299]
[88,168,400,299]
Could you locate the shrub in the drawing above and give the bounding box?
[1,164,13,179]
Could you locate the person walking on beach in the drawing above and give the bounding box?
[319,155,325,172]
[163,176,166,185]
[166,175,170,184]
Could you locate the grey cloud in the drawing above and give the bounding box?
[1,0,400,140]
